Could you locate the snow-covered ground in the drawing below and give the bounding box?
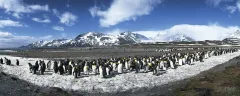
[1,52,240,93]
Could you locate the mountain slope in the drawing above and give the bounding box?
[165,34,195,42]
[154,33,195,42]
[228,30,240,39]
[22,31,147,48]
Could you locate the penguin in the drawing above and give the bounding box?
[68,64,73,75]
[117,60,123,74]
[169,59,174,69]
[134,59,140,73]
[106,64,110,76]
[112,61,117,71]
[42,61,46,72]
[182,57,186,65]
[53,61,58,73]
[102,63,107,78]
[73,64,78,78]
[0,58,2,64]
[33,65,37,74]
[178,58,182,66]
[35,61,39,71]
[159,60,165,70]
[92,60,97,75]
[77,60,83,76]
[163,60,167,71]
[47,60,51,70]
[99,65,104,78]
[83,61,89,75]
[16,59,19,66]
[0,58,3,64]
[28,63,33,73]
[125,60,129,71]
[190,56,194,65]
[4,57,7,64]
[199,55,203,62]
[6,59,10,65]
[58,63,64,75]
[145,59,150,73]
[40,62,44,75]
[152,60,158,75]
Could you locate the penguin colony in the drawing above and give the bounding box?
[0,48,238,78]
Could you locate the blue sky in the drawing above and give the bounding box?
[0,0,240,47]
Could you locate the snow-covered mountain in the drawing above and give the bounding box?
[71,32,119,46]
[117,31,145,44]
[25,39,72,48]
[22,31,148,48]
[228,30,240,39]
[165,34,195,42]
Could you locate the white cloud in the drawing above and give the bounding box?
[133,30,160,38]
[89,0,162,27]
[0,31,12,37]
[32,17,51,23]
[28,5,49,12]
[106,28,125,36]
[0,0,49,18]
[0,0,49,13]
[52,9,60,17]
[0,31,52,48]
[59,12,77,26]
[12,13,22,19]
[52,26,64,31]
[226,6,237,13]
[132,24,240,41]
[0,19,24,28]
[237,0,240,11]
[206,0,235,7]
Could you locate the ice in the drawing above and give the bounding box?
[1,51,240,93]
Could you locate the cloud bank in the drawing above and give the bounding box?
[89,0,162,27]
[32,17,51,23]
[0,31,52,48]
[132,24,240,41]
[52,26,64,31]
[0,20,24,28]
[0,0,49,18]
[59,12,77,26]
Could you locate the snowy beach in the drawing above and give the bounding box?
[1,51,240,93]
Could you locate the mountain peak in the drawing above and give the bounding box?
[166,34,194,42]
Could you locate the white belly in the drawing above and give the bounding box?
[106,67,110,75]
[179,59,182,66]
[92,65,97,74]
[170,61,174,69]
[125,62,129,70]
[84,66,88,74]
[113,63,116,71]
[99,66,103,77]
[118,64,123,73]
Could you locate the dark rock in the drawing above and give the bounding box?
[1,72,7,76]
[40,87,71,96]
[11,77,18,81]
[34,88,40,93]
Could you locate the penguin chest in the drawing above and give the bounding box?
[84,66,88,72]
[179,59,182,65]
[92,65,96,71]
